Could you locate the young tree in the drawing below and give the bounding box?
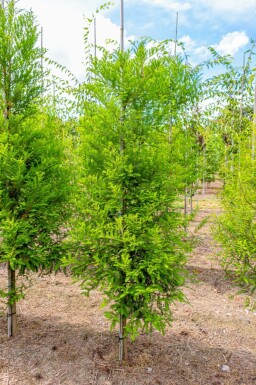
[0,0,72,336]
[212,44,256,298]
[214,148,256,295]
[66,41,200,361]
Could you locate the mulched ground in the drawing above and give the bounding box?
[0,181,256,385]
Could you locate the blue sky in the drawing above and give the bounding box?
[18,0,256,80]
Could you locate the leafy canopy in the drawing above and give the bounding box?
[66,41,198,339]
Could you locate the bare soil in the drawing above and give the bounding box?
[0,181,256,385]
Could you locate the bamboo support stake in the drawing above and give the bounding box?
[174,12,178,57]
[94,17,97,59]
[169,116,173,144]
[3,6,17,335]
[239,52,246,129]
[169,13,179,142]
[231,136,234,172]
[53,80,56,101]
[238,52,246,169]
[252,76,256,160]
[120,0,124,52]
[184,188,187,214]
[120,0,124,50]
[7,263,17,337]
[119,0,127,364]
[41,27,44,92]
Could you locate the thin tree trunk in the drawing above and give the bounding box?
[7,263,17,337]
[119,315,127,363]
[202,174,205,196]
[184,187,187,232]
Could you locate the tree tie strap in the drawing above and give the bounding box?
[7,312,16,317]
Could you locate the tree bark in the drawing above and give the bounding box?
[7,263,17,337]
[119,315,127,363]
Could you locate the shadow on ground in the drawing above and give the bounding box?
[185,265,237,294]
[0,312,255,385]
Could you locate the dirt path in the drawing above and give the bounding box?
[0,183,256,385]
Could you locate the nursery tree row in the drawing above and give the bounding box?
[1,0,255,361]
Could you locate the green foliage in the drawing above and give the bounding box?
[65,41,197,339]
[0,0,72,304]
[0,0,44,118]
[214,150,256,294]
[205,41,256,300]
[0,114,72,289]
[202,131,224,182]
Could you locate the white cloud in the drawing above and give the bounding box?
[194,45,210,59]
[179,35,208,61]
[180,35,196,50]
[179,31,249,63]
[213,31,249,56]
[18,0,134,81]
[19,0,113,15]
[200,0,256,15]
[89,15,135,54]
[142,0,192,11]
[14,0,253,82]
